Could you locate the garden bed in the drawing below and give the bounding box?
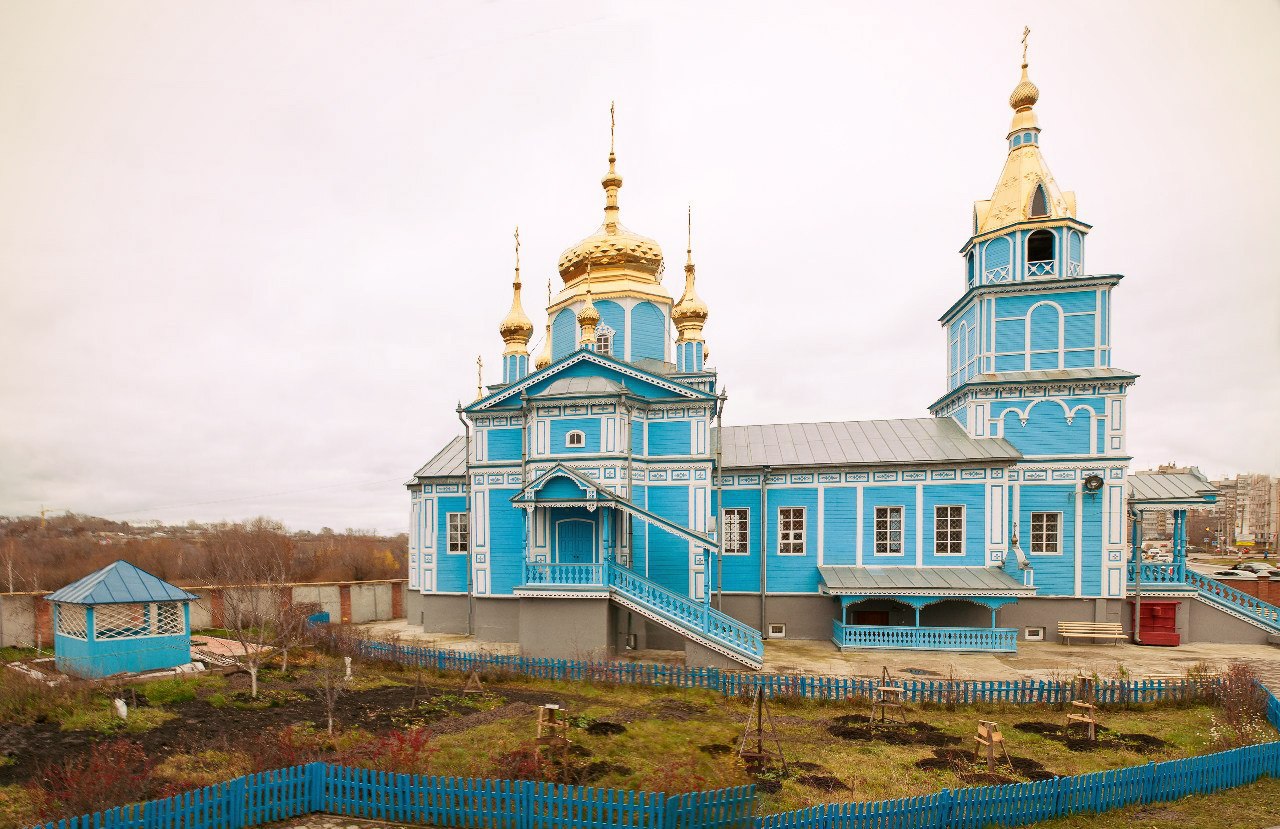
[0,651,1273,825]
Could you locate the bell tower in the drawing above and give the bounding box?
[930,30,1137,464]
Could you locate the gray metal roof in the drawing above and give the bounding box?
[964,367,1138,385]
[1128,469,1218,505]
[532,376,628,397]
[411,435,467,480]
[45,560,198,605]
[716,418,1020,469]
[818,565,1035,596]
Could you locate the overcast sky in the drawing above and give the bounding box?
[2,1,1277,534]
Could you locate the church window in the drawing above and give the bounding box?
[447,512,469,553]
[1029,184,1049,218]
[723,508,750,555]
[934,506,965,555]
[874,506,904,555]
[1030,512,1061,554]
[1026,229,1055,277]
[595,325,614,356]
[778,507,805,555]
[565,430,585,448]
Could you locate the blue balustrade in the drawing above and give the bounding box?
[832,621,1018,652]
[607,564,764,662]
[522,562,605,586]
[1127,561,1186,585]
[519,561,764,664]
[1185,571,1280,631]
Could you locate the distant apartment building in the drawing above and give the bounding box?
[1157,471,1277,550]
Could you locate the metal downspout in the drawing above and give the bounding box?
[714,390,727,611]
[1130,507,1143,645]
[520,392,531,586]
[457,405,474,637]
[760,464,770,637]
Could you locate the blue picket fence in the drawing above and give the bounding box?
[28,686,1280,829]
[354,638,1220,706]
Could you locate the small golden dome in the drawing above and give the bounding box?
[672,264,708,329]
[1009,64,1039,111]
[500,229,533,348]
[673,207,708,338]
[534,322,552,370]
[576,293,600,325]
[499,283,533,345]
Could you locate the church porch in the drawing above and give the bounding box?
[820,565,1035,654]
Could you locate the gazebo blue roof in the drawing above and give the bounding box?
[44,560,198,605]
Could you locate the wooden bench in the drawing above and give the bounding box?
[1057,621,1127,645]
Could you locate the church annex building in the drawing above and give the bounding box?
[404,50,1272,670]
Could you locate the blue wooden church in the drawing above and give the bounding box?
[406,47,1261,668]
[46,560,197,679]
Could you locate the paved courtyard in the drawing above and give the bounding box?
[358,619,1280,689]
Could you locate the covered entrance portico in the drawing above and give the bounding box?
[819,566,1036,652]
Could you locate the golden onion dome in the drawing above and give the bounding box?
[672,278,708,326]
[534,322,552,370]
[1009,64,1039,111]
[499,284,534,344]
[498,233,534,347]
[576,292,600,325]
[673,207,708,336]
[557,150,664,283]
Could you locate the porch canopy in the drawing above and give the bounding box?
[1126,468,1219,587]
[511,463,718,552]
[818,565,1036,602]
[820,566,1035,652]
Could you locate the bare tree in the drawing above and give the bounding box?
[276,601,319,675]
[205,519,296,698]
[313,657,345,736]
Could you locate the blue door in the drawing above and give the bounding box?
[557,519,595,564]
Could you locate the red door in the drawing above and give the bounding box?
[855,611,890,626]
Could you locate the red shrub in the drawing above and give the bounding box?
[339,727,439,775]
[36,739,167,819]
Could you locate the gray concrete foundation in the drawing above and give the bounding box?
[475,598,520,643]
[409,593,470,634]
[684,639,746,669]
[518,597,611,660]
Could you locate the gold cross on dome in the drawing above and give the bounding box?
[1022,26,1030,64]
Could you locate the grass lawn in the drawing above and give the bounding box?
[1022,775,1280,828]
[1,651,1275,821]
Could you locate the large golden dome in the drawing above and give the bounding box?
[557,150,664,284]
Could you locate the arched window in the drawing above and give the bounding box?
[1026,229,1055,276]
[595,325,614,356]
[1029,184,1049,218]
[565,430,585,448]
[966,252,975,287]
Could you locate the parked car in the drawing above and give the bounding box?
[1213,569,1257,579]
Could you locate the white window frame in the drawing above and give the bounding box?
[1030,511,1062,555]
[446,512,469,554]
[874,505,905,556]
[777,507,805,555]
[722,508,750,555]
[595,325,614,356]
[565,430,586,448]
[934,505,965,556]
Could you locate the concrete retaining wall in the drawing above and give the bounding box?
[0,579,407,648]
